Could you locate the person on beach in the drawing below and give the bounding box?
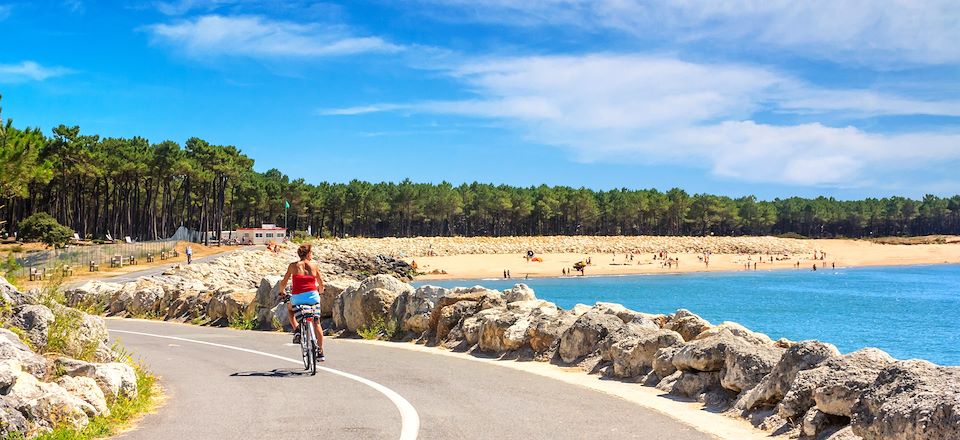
[185,245,193,264]
[277,244,325,361]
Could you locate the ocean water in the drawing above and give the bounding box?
[413,265,960,366]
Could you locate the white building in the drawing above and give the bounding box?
[236,224,287,245]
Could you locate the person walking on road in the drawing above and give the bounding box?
[185,245,193,264]
[277,244,325,361]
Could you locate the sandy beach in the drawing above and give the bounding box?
[329,236,960,280]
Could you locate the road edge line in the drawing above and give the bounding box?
[111,329,420,440]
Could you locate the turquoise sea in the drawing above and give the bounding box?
[414,265,960,366]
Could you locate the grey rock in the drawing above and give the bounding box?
[736,340,839,411]
[0,395,28,437]
[667,309,712,341]
[391,285,445,334]
[652,346,682,378]
[502,284,536,303]
[780,348,893,420]
[558,310,623,363]
[55,358,138,401]
[721,340,785,393]
[9,304,55,349]
[0,329,46,378]
[851,359,960,440]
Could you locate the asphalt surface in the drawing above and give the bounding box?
[65,248,254,288]
[108,319,714,440]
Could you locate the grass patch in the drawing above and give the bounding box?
[227,309,259,330]
[357,315,397,341]
[271,316,283,332]
[45,307,99,362]
[32,364,159,440]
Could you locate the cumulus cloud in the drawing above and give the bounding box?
[0,61,72,83]
[419,0,960,65]
[319,54,960,187]
[146,14,401,58]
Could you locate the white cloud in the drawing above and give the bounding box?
[0,5,11,20]
[420,0,960,65]
[0,61,72,83]
[318,104,409,116]
[155,0,238,15]
[146,15,401,58]
[320,54,960,187]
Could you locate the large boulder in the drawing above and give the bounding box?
[254,275,282,327]
[55,358,138,401]
[64,280,123,312]
[9,304,55,348]
[779,348,894,420]
[851,360,960,440]
[206,288,255,322]
[721,340,785,393]
[694,321,773,346]
[652,346,682,378]
[57,375,110,417]
[436,300,478,342]
[0,329,46,378]
[392,285,445,334]
[0,276,31,306]
[428,286,504,334]
[558,310,623,363]
[321,278,358,319]
[671,328,745,372]
[6,365,93,430]
[477,309,523,352]
[337,275,411,333]
[736,340,840,411]
[666,309,712,341]
[605,327,685,378]
[0,395,28,437]
[502,284,536,303]
[526,310,577,354]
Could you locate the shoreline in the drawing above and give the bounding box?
[413,260,960,283]
[387,237,960,281]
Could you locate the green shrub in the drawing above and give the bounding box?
[46,307,99,361]
[776,232,807,239]
[227,309,259,330]
[357,315,397,341]
[18,212,75,248]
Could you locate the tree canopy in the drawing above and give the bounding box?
[1,115,959,241]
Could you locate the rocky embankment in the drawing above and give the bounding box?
[0,278,140,437]
[62,245,957,440]
[63,242,413,327]
[334,235,810,257]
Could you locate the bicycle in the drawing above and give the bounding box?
[289,301,322,375]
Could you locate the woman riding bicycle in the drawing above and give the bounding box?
[277,244,325,361]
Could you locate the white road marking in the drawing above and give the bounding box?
[111,329,420,440]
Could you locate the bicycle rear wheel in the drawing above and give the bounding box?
[306,324,317,376]
[299,323,311,370]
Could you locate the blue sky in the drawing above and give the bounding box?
[1,0,959,199]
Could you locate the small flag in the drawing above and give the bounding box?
[284,200,290,209]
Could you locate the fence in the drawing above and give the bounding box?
[6,239,182,280]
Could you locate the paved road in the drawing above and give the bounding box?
[108,319,714,440]
[65,248,257,288]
